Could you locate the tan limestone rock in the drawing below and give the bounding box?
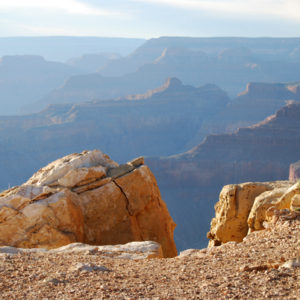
[207,182,272,246]
[115,166,177,258]
[129,156,144,167]
[247,187,288,231]
[76,165,177,258]
[208,180,295,247]
[26,150,117,186]
[58,166,106,188]
[0,150,177,257]
[291,194,300,211]
[0,189,84,248]
[72,177,112,194]
[78,181,136,245]
[248,181,300,232]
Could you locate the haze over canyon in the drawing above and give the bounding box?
[1,36,300,251]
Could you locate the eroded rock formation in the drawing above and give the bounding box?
[0,150,177,257]
[289,160,300,181]
[208,180,300,246]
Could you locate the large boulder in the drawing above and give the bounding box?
[0,150,177,257]
[207,180,295,247]
[207,182,273,246]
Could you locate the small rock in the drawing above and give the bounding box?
[107,164,135,179]
[129,157,144,167]
[178,249,207,258]
[0,246,21,255]
[44,278,68,285]
[279,257,300,269]
[70,263,111,273]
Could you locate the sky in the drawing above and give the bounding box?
[0,0,300,38]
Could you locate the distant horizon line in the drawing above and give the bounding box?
[1,35,300,39]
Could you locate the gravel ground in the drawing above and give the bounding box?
[0,215,299,299]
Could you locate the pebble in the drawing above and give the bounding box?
[70,263,111,273]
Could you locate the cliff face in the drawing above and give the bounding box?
[0,150,177,258]
[37,37,300,109]
[187,101,300,171]
[198,81,300,139]
[0,78,230,190]
[146,102,300,250]
[100,37,300,77]
[207,180,300,246]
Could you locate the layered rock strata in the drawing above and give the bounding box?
[146,101,300,250]
[0,150,177,258]
[208,180,300,246]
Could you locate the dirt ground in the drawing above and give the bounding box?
[0,215,299,299]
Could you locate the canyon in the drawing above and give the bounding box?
[2,37,300,252]
[0,32,299,299]
[38,38,300,110]
[3,37,300,115]
[0,77,230,189]
[1,80,300,250]
[147,101,300,249]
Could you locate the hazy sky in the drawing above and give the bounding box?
[0,0,300,38]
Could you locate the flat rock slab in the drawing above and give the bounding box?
[0,241,164,260]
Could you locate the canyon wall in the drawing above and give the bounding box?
[147,102,300,250]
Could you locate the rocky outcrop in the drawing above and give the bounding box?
[238,82,300,100]
[204,81,300,134]
[207,182,274,245]
[289,160,300,181]
[0,150,177,258]
[207,180,300,246]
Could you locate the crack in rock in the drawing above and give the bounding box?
[113,180,134,216]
